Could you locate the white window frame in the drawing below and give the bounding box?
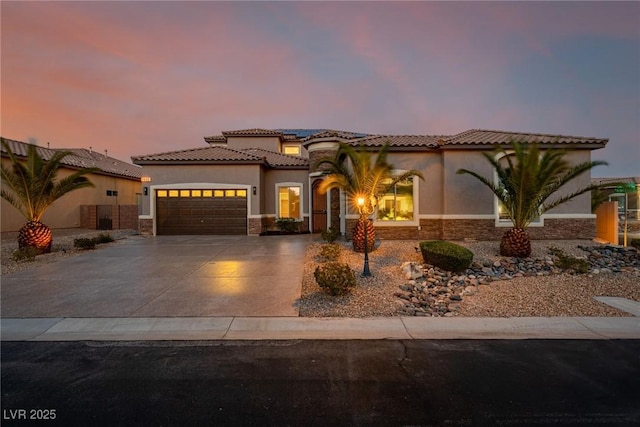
[275,182,304,221]
[373,172,420,227]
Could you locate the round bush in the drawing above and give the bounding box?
[313,262,356,295]
[419,240,473,272]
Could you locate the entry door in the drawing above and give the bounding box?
[312,180,327,233]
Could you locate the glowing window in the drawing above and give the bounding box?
[203,190,213,197]
[377,178,414,221]
[225,190,236,197]
[236,189,247,197]
[214,190,224,197]
[283,145,301,156]
[157,190,168,197]
[278,185,301,219]
[169,190,179,197]
[192,190,202,197]
[180,190,190,197]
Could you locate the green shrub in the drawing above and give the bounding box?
[548,247,589,274]
[319,243,341,261]
[630,238,640,250]
[313,262,356,296]
[12,246,40,262]
[74,237,96,250]
[419,240,474,272]
[321,227,340,243]
[276,217,298,232]
[95,233,115,244]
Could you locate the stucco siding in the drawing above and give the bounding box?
[1,164,140,232]
[443,151,495,215]
[226,136,281,152]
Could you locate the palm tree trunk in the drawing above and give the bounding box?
[499,227,531,258]
[18,221,53,254]
[352,217,376,253]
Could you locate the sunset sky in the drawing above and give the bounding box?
[2,1,638,177]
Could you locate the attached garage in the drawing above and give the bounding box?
[156,189,247,235]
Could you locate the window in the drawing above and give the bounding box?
[283,145,301,156]
[277,185,302,219]
[376,178,415,221]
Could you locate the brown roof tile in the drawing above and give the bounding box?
[242,148,308,168]
[1,138,142,179]
[132,145,308,168]
[221,128,284,137]
[442,129,608,147]
[132,146,264,163]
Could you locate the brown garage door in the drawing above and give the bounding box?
[156,189,247,235]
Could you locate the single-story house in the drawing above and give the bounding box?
[132,128,608,240]
[1,138,143,232]
[592,176,639,220]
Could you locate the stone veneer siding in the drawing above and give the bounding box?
[139,218,153,235]
[345,218,595,241]
[308,149,338,173]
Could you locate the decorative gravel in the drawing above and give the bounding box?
[1,229,142,276]
[300,239,640,318]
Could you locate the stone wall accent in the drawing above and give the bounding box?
[527,218,595,240]
[344,217,596,242]
[330,188,340,231]
[248,218,262,235]
[139,218,153,235]
[308,149,338,173]
[442,219,497,241]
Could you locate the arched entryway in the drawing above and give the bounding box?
[312,180,327,233]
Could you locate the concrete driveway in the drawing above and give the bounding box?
[1,235,311,318]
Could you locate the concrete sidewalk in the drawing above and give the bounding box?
[2,316,639,341]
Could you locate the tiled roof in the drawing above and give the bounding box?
[205,128,369,144]
[592,176,639,185]
[132,146,308,168]
[241,148,308,168]
[221,128,283,137]
[442,129,608,147]
[302,129,608,149]
[278,129,369,139]
[1,138,142,179]
[132,146,265,163]
[346,134,443,149]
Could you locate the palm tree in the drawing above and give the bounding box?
[315,142,423,252]
[457,142,607,257]
[1,138,98,253]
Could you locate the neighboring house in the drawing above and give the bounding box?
[592,177,640,220]
[1,138,142,232]
[132,128,608,240]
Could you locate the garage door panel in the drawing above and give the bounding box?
[156,189,247,235]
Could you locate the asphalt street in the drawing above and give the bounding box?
[2,340,639,426]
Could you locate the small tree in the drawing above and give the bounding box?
[1,138,98,253]
[315,143,423,252]
[457,142,606,257]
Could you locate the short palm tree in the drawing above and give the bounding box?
[315,142,423,252]
[1,138,98,253]
[457,142,607,257]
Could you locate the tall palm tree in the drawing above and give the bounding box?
[457,142,607,257]
[315,142,423,252]
[1,138,98,253]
